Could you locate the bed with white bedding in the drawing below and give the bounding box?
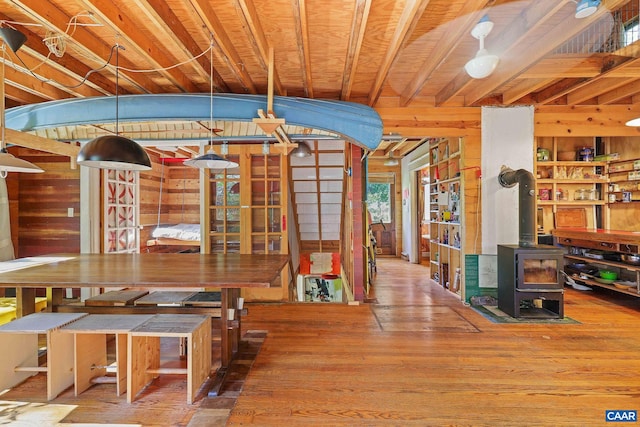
[146,223,201,246]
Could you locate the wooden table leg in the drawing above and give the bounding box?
[47,288,64,313]
[208,287,237,397]
[15,287,35,318]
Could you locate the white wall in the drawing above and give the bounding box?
[401,142,431,263]
[481,106,534,254]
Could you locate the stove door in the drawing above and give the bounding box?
[516,252,563,290]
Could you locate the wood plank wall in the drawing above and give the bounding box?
[12,147,80,257]
[461,135,481,255]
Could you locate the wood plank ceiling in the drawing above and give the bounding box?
[0,0,639,159]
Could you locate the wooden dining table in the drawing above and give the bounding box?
[0,252,290,396]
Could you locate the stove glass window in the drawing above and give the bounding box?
[523,259,557,284]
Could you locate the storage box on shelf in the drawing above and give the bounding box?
[553,229,640,297]
[535,137,608,234]
[429,138,463,294]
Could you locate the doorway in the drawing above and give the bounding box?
[366,173,396,256]
[416,168,430,265]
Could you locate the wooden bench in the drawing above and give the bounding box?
[0,312,88,400]
[127,314,211,404]
[59,314,155,396]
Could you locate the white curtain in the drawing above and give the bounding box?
[0,177,15,261]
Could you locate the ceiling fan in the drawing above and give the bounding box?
[464,15,499,79]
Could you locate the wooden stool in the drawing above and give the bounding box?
[127,314,211,404]
[60,314,155,396]
[0,312,88,400]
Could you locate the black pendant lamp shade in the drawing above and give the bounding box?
[0,28,27,53]
[77,135,152,171]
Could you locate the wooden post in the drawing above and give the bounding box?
[351,145,365,301]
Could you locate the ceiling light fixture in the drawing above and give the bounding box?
[384,152,399,167]
[290,141,312,158]
[262,140,270,155]
[0,29,43,178]
[625,117,640,127]
[464,15,499,79]
[575,0,600,19]
[77,45,151,171]
[185,42,238,170]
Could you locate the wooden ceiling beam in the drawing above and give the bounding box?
[568,77,636,104]
[3,63,73,101]
[128,0,229,92]
[519,55,603,79]
[536,55,638,104]
[599,79,640,104]
[4,52,104,99]
[4,83,47,105]
[10,0,163,94]
[291,0,313,98]
[237,0,285,96]
[367,0,431,107]
[503,78,554,105]
[5,129,79,157]
[189,0,258,94]
[341,0,371,101]
[75,0,199,93]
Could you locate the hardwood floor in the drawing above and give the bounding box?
[229,258,640,426]
[2,257,640,426]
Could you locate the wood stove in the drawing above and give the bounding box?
[496,167,564,319]
[497,244,564,318]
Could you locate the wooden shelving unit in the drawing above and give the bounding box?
[535,137,608,234]
[429,138,463,295]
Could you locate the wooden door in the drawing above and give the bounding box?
[204,145,289,301]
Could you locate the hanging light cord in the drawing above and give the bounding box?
[1,45,6,153]
[8,41,211,89]
[209,41,214,152]
[12,43,117,90]
[115,44,121,136]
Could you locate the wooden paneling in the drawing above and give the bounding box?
[14,148,79,257]
[461,135,481,255]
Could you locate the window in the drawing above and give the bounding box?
[624,17,639,47]
[367,182,392,223]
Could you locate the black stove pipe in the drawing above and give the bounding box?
[498,166,536,247]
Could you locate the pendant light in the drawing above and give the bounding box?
[77,45,151,171]
[290,141,312,158]
[0,30,43,178]
[185,43,238,170]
